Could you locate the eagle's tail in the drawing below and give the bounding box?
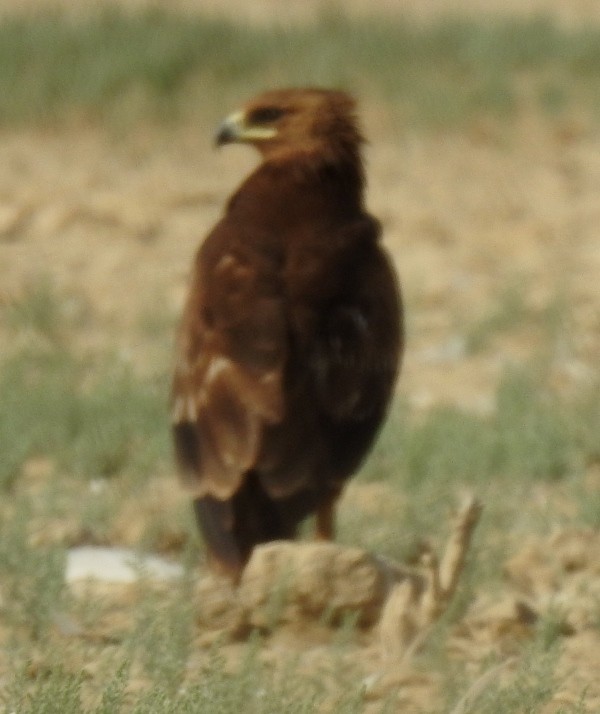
[193,472,306,581]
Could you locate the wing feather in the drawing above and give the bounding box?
[312,244,401,422]
[171,224,286,498]
[253,217,402,497]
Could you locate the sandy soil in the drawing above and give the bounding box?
[2,113,598,408]
[1,1,599,711]
[3,107,599,713]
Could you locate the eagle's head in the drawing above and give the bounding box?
[214,87,364,165]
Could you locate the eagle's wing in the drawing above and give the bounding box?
[255,218,403,495]
[171,222,286,499]
[313,242,401,423]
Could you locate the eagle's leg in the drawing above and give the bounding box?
[314,488,342,540]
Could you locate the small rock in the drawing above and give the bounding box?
[238,541,388,628]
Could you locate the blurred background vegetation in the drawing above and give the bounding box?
[3,7,600,128]
[1,4,599,712]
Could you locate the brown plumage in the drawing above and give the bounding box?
[171,88,403,580]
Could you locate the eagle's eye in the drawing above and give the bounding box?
[248,106,287,124]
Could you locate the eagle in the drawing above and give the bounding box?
[171,88,403,580]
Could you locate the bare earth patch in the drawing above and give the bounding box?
[1,2,599,710]
[2,114,598,400]
[57,505,600,710]
[2,107,599,709]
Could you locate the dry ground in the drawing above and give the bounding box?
[1,1,599,712]
[9,0,600,26]
[2,112,598,407]
[3,108,599,714]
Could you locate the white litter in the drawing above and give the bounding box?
[66,546,184,584]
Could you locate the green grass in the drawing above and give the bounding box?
[462,282,531,354]
[363,364,597,492]
[5,275,74,343]
[2,635,336,713]
[461,282,572,357]
[1,278,169,491]
[1,278,598,711]
[400,366,581,487]
[3,8,598,702]
[0,345,169,490]
[0,496,66,641]
[4,9,600,127]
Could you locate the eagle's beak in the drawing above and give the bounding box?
[214,110,278,147]
[214,111,245,147]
